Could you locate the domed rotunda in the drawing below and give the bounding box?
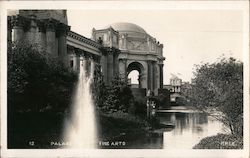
[92,22,165,95]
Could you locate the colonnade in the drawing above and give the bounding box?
[100,47,120,85]
[8,15,70,65]
[147,61,163,94]
[67,45,100,75]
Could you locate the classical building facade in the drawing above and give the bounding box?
[92,23,165,94]
[8,10,70,64]
[7,10,166,97]
[8,10,102,78]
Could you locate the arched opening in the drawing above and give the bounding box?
[127,62,144,88]
[128,70,139,88]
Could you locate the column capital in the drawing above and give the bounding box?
[67,45,75,54]
[159,63,164,67]
[11,15,25,28]
[74,48,84,56]
[37,21,46,32]
[57,23,70,36]
[147,60,156,64]
[45,19,58,32]
[92,54,100,63]
[119,58,127,63]
[11,15,33,32]
[101,47,120,55]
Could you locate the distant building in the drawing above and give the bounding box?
[170,76,182,93]
[164,75,182,103]
[164,75,182,93]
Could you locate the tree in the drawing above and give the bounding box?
[8,42,77,112]
[189,57,243,136]
[92,64,107,110]
[102,76,131,112]
[92,73,135,113]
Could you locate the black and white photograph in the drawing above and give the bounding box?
[0,1,249,158]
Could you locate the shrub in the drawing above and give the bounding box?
[193,134,243,149]
[8,42,77,112]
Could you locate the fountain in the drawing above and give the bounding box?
[64,57,98,148]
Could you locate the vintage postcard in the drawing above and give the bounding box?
[0,1,249,158]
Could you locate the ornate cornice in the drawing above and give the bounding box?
[67,31,101,49]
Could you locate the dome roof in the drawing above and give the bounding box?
[105,22,147,34]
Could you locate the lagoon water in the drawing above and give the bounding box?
[124,106,230,149]
[159,106,230,149]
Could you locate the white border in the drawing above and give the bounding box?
[0,1,249,158]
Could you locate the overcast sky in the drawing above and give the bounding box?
[67,9,243,84]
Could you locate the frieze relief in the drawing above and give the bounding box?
[127,40,147,51]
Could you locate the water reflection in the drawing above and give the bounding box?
[100,106,230,149]
[158,106,229,149]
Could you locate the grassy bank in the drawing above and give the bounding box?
[193,133,243,149]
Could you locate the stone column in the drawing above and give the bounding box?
[156,63,160,89]
[153,62,158,95]
[118,58,127,81]
[159,64,164,89]
[45,19,57,57]
[74,48,81,72]
[37,21,46,52]
[67,45,75,71]
[84,52,91,76]
[138,73,142,88]
[151,61,155,91]
[147,61,151,90]
[140,69,147,89]
[58,24,69,65]
[81,53,87,73]
[107,50,114,85]
[11,15,24,42]
[113,51,119,76]
[100,51,108,84]
[25,15,38,46]
[147,60,154,91]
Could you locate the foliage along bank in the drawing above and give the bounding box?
[186,57,243,149]
[8,42,78,113]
